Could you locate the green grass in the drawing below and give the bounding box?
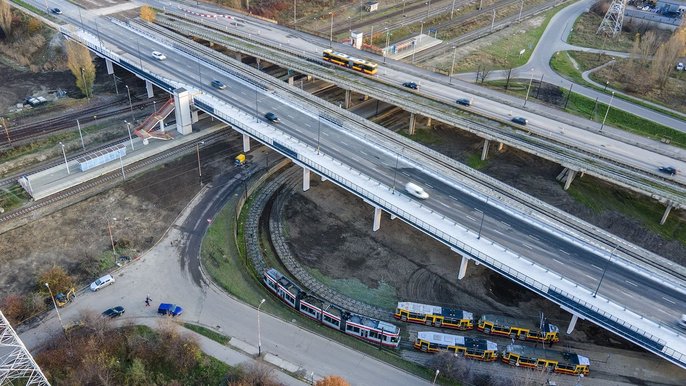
[200,184,450,384]
[404,127,441,144]
[306,267,397,310]
[567,178,686,244]
[567,12,640,52]
[466,153,488,169]
[0,184,30,212]
[184,323,231,345]
[549,51,586,84]
[10,0,46,15]
[455,5,564,73]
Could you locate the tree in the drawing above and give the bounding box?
[0,0,11,38]
[315,375,350,386]
[65,39,95,98]
[650,22,686,88]
[140,6,156,22]
[38,266,75,294]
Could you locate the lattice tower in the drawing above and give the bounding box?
[0,310,50,386]
[597,0,628,37]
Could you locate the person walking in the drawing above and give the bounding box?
[145,295,151,307]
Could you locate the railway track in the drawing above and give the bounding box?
[0,131,227,224]
[1,97,166,148]
[130,17,686,285]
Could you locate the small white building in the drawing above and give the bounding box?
[365,1,379,12]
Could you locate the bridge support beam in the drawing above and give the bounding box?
[303,167,311,192]
[564,170,577,190]
[191,110,199,123]
[372,206,382,232]
[567,314,579,334]
[321,174,328,182]
[173,88,193,135]
[105,59,114,75]
[457,256,469,280]
[497,142,505,152]
[408,113,416,135]
[661,202,673,225]
[288,76,295,86]
[390,214,397,220]
[481,139,490,160]
[235,52,243,61]
[242,134,251,153]
[344,89,352,109]
[426,116,432,126]
[146,80,154,98]
[159,119,165,132]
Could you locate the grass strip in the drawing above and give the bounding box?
[184,323,231,345]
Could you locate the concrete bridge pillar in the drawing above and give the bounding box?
[564,170,577,190]
[372,206,382,232]
[661,202,673,225]
[173,88,192,135]
[390,214,397,220]
[361,95,369,101]
[321,174,328,182]
[457,256,469,280]
[146,80,154,98]
[159,119,165,132]
[191,110,199,124]
[497,142,505,152]
[288,76,295,86]
[235,52,243,61]
[303,167,311,192]
[105,59,114,75]
[481,139,490,160]
[566,314,579,334]
[426,116,432,126]
[242,134,251,153]
[344,89,352,109]
[408,113,416,135]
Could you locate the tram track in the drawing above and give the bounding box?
[0,131,227,224]
[128,18,686,284]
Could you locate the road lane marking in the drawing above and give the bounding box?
[624,280,638,287]
[360,150,368,156]
[449,195,457,200]
[401,172,410,177]
[522,243,533,250]
[591,264,602,271]
[322,131,330,136]
[287,114,294,119]
[553,259,563,264]
[493,230,503,236]
[529,235,539,241]
[304,123,311,128]
[662,297,676,305]
[425,183,433,189]
[439,202,450,209]
[466,216,476,222]
[584,274,596,280]
[559,249,570,255]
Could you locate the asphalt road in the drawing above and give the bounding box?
[21,0,686,365]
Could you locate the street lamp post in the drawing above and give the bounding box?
[196,141,205,186]
[59,142,70,175]
[329,12,334,48]
[44,283,67,338]
[316,116,322,154]
[80,67,89,100]
[477,209,485,239]
[391,152,400,193]
[600,91,615,132]
[293,0,296,24]
[107,217,117,259]
[451,0,457,18]
[152,100,157,114]
[125,85,134,123]
[257,298,266,356]
[523,68,534,107]
[425,0,431,19]
[384,28,391,63]
[76,119,85,150]
[449,46,457,84]
[432,369,440,385]
[124,120,135,151]
[593,245,618,297]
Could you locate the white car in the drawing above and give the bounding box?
[676,62,684,71]
[679,314,686,329]
[152,51,166,61]
[405,182,429,200]
[90,274,115,291]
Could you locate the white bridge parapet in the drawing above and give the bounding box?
[195,92,686,369]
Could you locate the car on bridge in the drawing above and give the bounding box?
[405,182,429,199]
[659,166,677,175]
[402,82,418,90]
[456,98,471,107]
[211,80,227,90]
[151,51,167,61]
[511,116,528,125]
[264,112,280,123]
[102,306,125,318]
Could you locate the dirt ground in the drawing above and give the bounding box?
[0,141,233,296]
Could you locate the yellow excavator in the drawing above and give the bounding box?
[54,288,76,307]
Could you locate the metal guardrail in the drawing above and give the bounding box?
[140,16,686,287]
[158,10,686,207]
[194,92,686,369]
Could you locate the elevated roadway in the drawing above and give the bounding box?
[50,10,686,370]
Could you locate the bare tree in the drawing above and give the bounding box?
[0,0,11,38]
[650,23,686,88]
[65,39,95,98]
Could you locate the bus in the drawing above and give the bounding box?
[322,49,378,75]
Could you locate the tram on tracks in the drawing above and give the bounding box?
[501,344,590,375]
[394,302,474,330]
[477,314,559,343]
[322,49,378,75]
[414,331,498,361]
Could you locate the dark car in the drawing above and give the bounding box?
[402,82,418,90]
[50,8,62,15]
[511,116,528,125]
[659,166,677,175]
[456,98,471,106]
[211,80,227,90]
[102,306,125,318]
[264,112,279,123]
[158,303,184,317]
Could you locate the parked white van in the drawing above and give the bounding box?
[90,274,115,291]
[405,182,429,199]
